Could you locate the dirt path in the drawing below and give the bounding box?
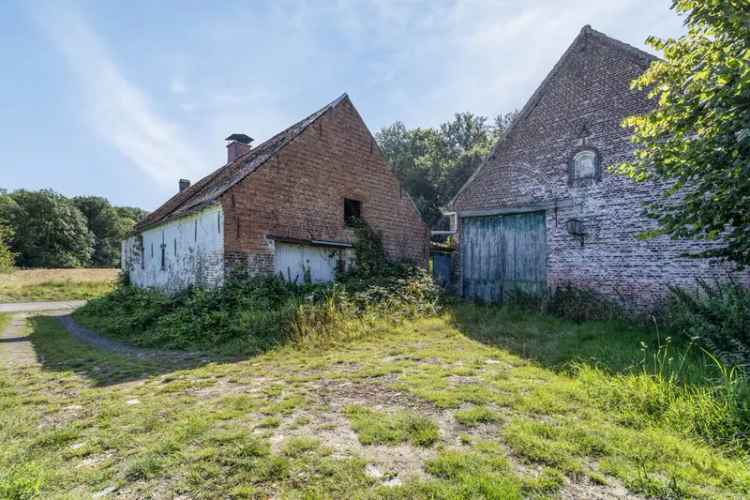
[0,313,37,367]
[1,301,209,366]
[0,300,87,314]
[56,315,206,363]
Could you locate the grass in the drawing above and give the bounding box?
[0,306,748,498]
[345,405,440,447]
[454,406,501,427]
[0,268,117,302]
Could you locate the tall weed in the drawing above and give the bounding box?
[506,283,625,322]
[75,267,442,355]
[575,333,750,452]
[662,280,750,370]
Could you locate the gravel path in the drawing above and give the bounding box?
[0,299,208,364]
[0,300,87,313]
[56,315,208,363]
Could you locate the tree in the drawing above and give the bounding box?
[114,206,148,225]
[618,1,750,266]
[376,111,515,226]
[0,189,94,267]
[0,223,15,273]
[72,196,145,266]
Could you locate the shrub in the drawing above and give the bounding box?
[75,265,442,354]
[0,225,15,273]
[662,281,750,369]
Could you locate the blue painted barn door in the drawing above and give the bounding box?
[460,211,546,302]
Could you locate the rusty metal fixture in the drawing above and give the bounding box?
[566,218,585,248]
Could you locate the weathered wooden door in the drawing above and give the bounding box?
[274,243,338,284]
[460,211,546,302]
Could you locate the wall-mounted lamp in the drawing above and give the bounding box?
[565,218,585,248]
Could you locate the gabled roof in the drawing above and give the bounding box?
[448,25,658,210]
[136,93,349,231]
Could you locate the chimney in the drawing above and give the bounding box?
[179,179,191,192]
[225,133,253,163]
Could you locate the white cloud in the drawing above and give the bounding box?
[32,3,206,188]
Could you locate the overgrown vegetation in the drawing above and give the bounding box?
[506,284,626,323]
[76,267,441,355]
[77,220,441,354]
[506,280,750,450]
[508,280,750,378]
[663,280,750,370]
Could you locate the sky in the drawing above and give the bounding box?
[0,1,687,211]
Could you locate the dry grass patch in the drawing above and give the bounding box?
[0,268,117,302]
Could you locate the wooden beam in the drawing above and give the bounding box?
[458,199,575,218]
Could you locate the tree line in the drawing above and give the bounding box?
[376,112,515,227]
[0,189,146,270]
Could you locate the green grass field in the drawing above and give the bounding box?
[0,268,117,302]
[0,306,747,498]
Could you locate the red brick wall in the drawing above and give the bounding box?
[220,97,429,274]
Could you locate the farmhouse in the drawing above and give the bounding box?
[122,94,429,290]
[448,26,747,307]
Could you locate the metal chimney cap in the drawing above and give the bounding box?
[225,133,253,144]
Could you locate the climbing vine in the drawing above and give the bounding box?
[349,217,386,276]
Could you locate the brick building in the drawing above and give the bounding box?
[448,26,747,307]
[122,94,429,290]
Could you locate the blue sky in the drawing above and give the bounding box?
[0,1,686,210]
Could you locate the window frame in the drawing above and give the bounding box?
[567,146,602,186]
[344,198,362,226]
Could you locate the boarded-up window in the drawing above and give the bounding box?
[573,150,596,179]
[569,148,600,186]
[344,198,361,226]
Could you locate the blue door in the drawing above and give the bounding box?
[431,252,452,288]
[460,211,546,302]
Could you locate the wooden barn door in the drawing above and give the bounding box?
[460,211,546,302]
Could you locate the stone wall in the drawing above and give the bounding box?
[220,97,430,276]
[453,27,748,308]
[122,204,224,291]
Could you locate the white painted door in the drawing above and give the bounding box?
[274,243,338,284]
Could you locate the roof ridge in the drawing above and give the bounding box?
[582,25,658,65]
[448,26,656,209]
[135,93,350,232]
